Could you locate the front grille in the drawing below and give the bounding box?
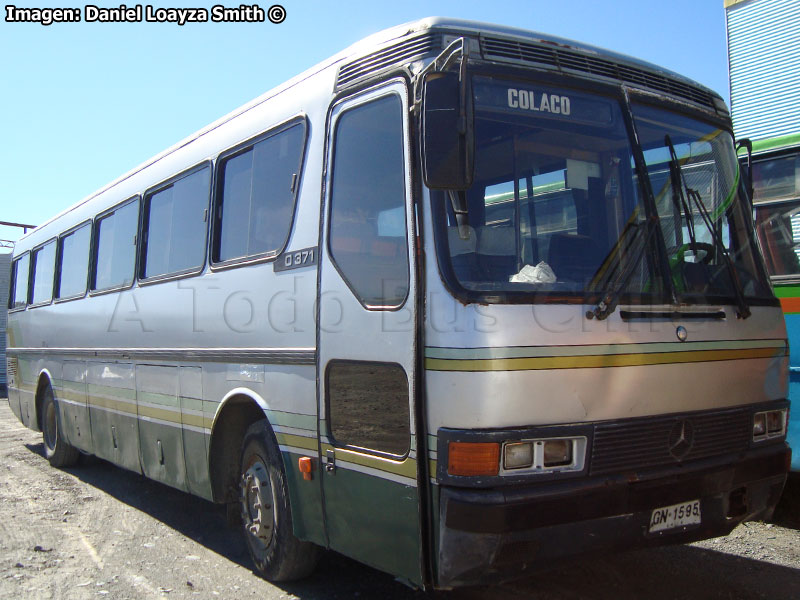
[590,408,752,475]
[337,33,441,88]
[481,36,717,110]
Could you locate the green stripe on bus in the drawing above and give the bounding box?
[275,432,318,451]
[320,443,417,479]
[773,284,800,298]
[137,390,180,408]
[266,410,316,432]
[741,132,800,156]
[87,383,136,401]
[61,380,85,393]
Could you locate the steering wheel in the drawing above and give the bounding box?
[682,242,716,265]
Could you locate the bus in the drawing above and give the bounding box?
[749,133,800,471]
[5,18,791,589]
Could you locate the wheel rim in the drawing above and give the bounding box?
[44,398,57,452]
[241,457,276,560]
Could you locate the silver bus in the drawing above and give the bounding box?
[5,18,791,589]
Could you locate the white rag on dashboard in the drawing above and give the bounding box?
[509,261,557,284]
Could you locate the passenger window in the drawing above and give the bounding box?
[57,223,91,299]
[752,155,800,202]
[215,122,305,262]
[327,361,410,457]
[755,200,800,277]
[10,253,30,309]
[31,240,56,305]
[329,94,408,307]
[142,166,210,278]
[93,199,139,291]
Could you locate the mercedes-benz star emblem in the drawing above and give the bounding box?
[668,419,694,460]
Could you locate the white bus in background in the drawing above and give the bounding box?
[6,18,791,589]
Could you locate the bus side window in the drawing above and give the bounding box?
[214,122,306,263]
[92,198,139,291]
[56,223,91,300]
[30,240,56,306]
[9,253,30,310]
[327,361,410,457]
[754,200,800,277]
[752,154,800,203]
[328,94,408,308]
[142,165,210,279]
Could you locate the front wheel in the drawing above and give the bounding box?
[41,385,79,468]
[239,420,319,581]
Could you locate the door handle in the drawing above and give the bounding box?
[325,449,336,474]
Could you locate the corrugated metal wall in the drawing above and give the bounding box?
[0,252,10,395]
[726,0,800,140]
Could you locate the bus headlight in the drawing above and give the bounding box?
[767,411,784,434]
[501,437,586,474]
[753,413,766,437]
[503,442,534,469]
[753,409,787,441]
[543,439,573,467]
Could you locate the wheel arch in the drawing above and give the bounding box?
[207,388,277,504]
[34,368,56,433]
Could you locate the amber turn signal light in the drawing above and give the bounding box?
[448,442,500,476]
[298,456,313,481]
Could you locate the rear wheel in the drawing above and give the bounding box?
[239,420,319,581]
[41,385,79,468]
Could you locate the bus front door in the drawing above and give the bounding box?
[317,79,422,586]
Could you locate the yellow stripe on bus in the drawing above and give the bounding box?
[320,443,417,479]
[426,346,784,372]
[276,432,319,452]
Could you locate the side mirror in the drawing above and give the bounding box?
[421,71,474,190]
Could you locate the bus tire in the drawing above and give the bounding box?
[239,420,319,581]
[41,384,79,468]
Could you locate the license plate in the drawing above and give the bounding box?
[648,499,701,533]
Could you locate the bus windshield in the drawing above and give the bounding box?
[435,76,772,304]
[631,103,772,302]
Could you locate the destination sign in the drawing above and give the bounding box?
[473,77,615,126]
[507,89,570,115]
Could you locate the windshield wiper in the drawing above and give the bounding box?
[664,135,751,319]
[587,214,659,321]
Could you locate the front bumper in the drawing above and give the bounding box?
[436,446,789,587]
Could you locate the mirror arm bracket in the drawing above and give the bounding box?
[414,37,468,104]
[736,138,754,202]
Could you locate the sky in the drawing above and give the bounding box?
[0,0,734,246]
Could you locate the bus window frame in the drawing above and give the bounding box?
[28,237,58,309]
[325,84,412,312]
[89,195,142,296]
[748,148,800,286]
[138,160,213,286]
[54,219,94,304]
[209,114,309,272]
[750,151,800,204]
[430,71,652,307]
[8,250,31,313]
[752,196,800,285]
[324,359,412,461]
[431,66,778,308]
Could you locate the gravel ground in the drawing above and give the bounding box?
[1,399,798,600]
